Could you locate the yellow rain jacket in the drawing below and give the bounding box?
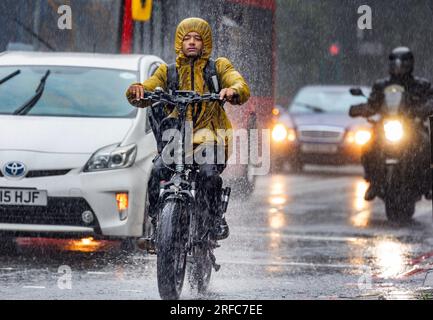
[126,17,250,160]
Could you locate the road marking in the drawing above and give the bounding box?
[23,286,46,289]
[87,271,111,275]
[217,259,362,270]
[119,290,144,293]
[231,228,369,243]
[255,176,356,199]
[270,233,363,243]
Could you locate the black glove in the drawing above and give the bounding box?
[349,103,370,118]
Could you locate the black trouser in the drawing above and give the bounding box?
[361,143,383,184]
[147,155,225,219]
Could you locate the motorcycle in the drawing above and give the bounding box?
[349,85,431,222]
[132,89,230,300]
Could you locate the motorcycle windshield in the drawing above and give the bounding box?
[384,85,404,114]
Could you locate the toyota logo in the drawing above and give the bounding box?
[3,162,27,178]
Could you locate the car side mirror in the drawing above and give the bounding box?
[350,88,365,97]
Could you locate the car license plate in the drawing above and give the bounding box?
[301,144,338,154]
[0,188,48,206]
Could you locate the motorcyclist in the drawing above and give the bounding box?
[126,17,250,240]
[349,47,433,201]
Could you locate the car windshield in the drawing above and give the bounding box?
[0,66,138,118]
[289,88,370,114]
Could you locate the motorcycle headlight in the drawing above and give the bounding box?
[354,129,372,145]
[83,143,137,172]
[384,120,404,142]
[272,124,288,142]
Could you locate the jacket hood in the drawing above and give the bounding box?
[175,18,212,66]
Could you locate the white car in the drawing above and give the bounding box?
[0,51,163,242]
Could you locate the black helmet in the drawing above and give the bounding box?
[389,47,414,77]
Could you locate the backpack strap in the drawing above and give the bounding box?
[203,58,221,94]
[166,63,178,94]
[148,63,177,154]
[167,59,221,94]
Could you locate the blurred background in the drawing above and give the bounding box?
[276,0,433,105]
[0,0,274,125]
[1,0,433,106]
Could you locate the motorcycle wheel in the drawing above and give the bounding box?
[385,198,415,223]
[189,244,213,294]
[157,200,188,300]
[188,196,213,294]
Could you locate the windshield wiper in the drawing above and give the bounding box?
[0,70,20,86]
[13,70,51,115]
[293,102,325,113]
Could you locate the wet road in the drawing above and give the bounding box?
[1,165,433,300]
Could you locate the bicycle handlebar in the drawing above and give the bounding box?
[131,90,224,108]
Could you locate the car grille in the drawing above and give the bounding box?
[0,169,71,179]
[298,128,344,143]
[26,169,71,178]
[0,197,97,227]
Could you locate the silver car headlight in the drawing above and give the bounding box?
[83,143,137,172]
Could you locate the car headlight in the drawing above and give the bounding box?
[384,120,404,142]
[345,129,371,146]
[83,143,137,172]
[354,130,372,145]
[287,128,296,142]
[272,124,288,142]
[272,124,296,142]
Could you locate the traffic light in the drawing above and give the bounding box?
[328,43,340,56]
[319,42,342,83]
[131,0,153,22]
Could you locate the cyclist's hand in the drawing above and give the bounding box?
[128,84,145,100]
[219,88,237,103]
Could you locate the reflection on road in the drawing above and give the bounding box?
[266,176,289,272]
[268,209,286,230]
[351,179,372,228]
[269,175,288,207]
[16,237,120,253]
[373,238,410,279]
[269,196,287,206]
